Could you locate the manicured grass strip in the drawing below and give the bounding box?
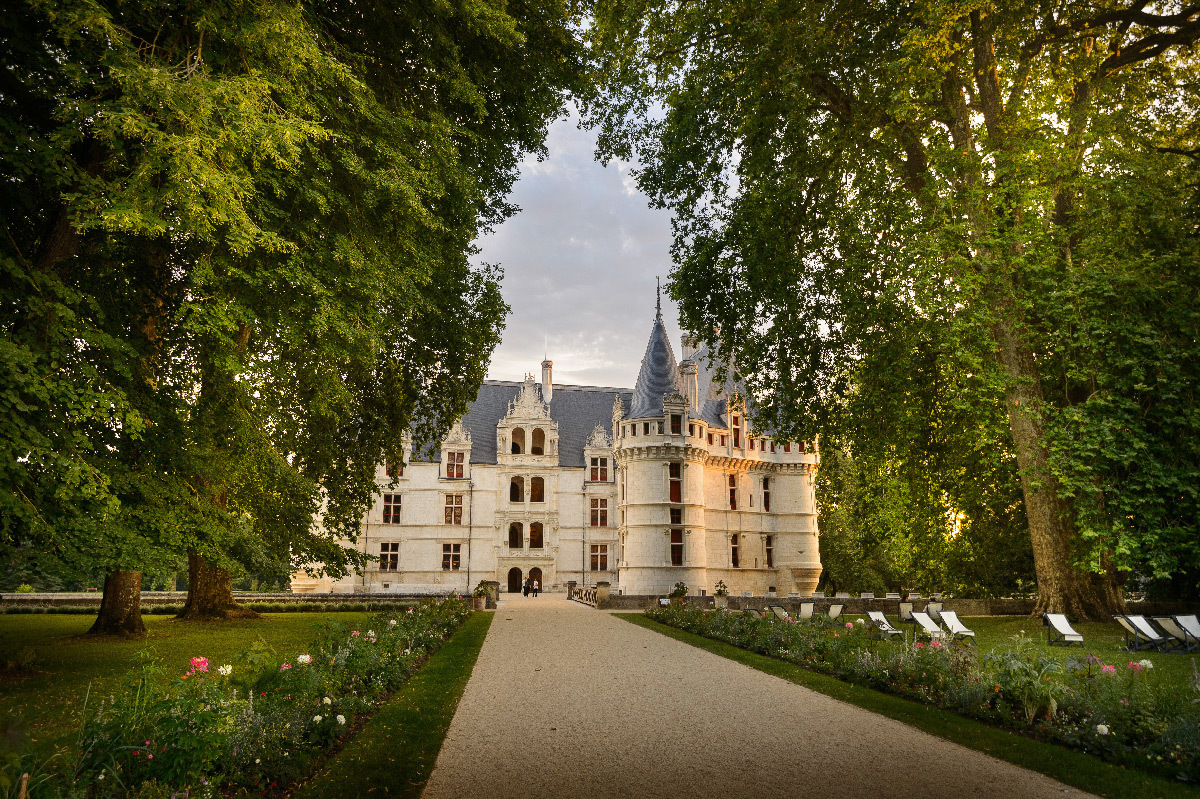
[618,614,1197,799]
[296,611,494,799]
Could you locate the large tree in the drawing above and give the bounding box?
[585,0,1200,616]
[2,0,582,632]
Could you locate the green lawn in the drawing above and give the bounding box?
[0,612,375,757]
[624,613,1200,799]
[297,611,493,799]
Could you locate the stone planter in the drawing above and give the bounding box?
[713,594,728,609]
[471,596,487,611]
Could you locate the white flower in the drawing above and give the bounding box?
[313,715,323,723]
[97,773,105,782]
[217,664,232,677]
[388,619,397,627]
[337,714,346,725]
[1096,724,1109,735]
[297,654,312,665]
[323,696,332,705]
[1139,659,1154,669]
[255,759,261,765]
[367,629,377,638]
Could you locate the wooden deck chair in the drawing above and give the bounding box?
[1043,613,1083,646]
[1114,615,1169,652]
[911,611,949,641]
[769,605,791,621]
[867,610,903,639]
[826,603,844,622]
[898,602,915,624]
[1153,616,1199,653]
[798,602,814,621]
[940,610,975,643]
[1177,615,1200,647]
[924,602,944,624]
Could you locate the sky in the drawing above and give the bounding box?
[474,110,683,390]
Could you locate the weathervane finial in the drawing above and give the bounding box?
[656,276,662,321]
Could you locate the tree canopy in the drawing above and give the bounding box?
[2,0,583,624]
[585,0,1200,615]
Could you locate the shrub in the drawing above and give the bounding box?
[14,584,35,594]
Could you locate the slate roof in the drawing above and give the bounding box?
[628,315,683,418]
[439,381,632,469]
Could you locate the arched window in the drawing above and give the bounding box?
[531,428,545,455]
[508,522,523,549]
[530,476,545,502]
[511,427,525,454]
[510,476,524,503]
[529,522,544,548]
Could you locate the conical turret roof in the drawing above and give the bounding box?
[628,312,682,418]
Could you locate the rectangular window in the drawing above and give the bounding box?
[441,543,461,570]
[630,424,636,437]
[668,462,682,503]
[708,433,714,445]
[728,474,737,510]
[644,422,650,435]
[657,421,664,434]
[386,461,404,478]
[770,442,776,453]
[671,415,681,434]
[765,535,774,568]
[761,440,766,452]
[721,434,727,446]
[380,542,399,571]
[382,493,401,524]
[590,544,609,572]
[444,494,463,525]
[670,529,683,565]
[763,477,771,512]
[590,498,608,527]
[784,443,791,453]
[688,423,694,437]
[732,415,741,448]
[445,451,464,478]
[670,507,682,525]
[590,457,608,482]
[731,534,740,568]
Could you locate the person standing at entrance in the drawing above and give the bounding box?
[532,579,540,597]
[522,577,529,597]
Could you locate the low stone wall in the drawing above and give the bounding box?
[603,594,1200,617]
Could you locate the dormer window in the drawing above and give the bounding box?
[531,428,545,455]
[386,461,404,479]
[672,415,682,434]
[590,457,608,481]
[445,451,464,478]
[732,415,741,448]
[511,428,525,454]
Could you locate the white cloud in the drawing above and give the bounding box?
[475,111,683,388]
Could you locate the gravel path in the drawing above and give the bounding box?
[422,596,1092,799]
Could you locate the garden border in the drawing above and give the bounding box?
[619,613,1196,799]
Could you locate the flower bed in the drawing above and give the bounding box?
[13,597,471,797]
[646,604,1200,782]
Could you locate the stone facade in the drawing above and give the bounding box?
[291,304,822,596]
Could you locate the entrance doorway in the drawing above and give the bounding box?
[529,567,543,592]
[507,567,522,593]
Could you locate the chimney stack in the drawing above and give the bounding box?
[541,359,553,402]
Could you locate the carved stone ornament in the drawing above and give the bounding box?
[612,395,624,423]
[444,419,471,445]
[508,374,550,420]
[664,390,687,409]
[586,422,612,449]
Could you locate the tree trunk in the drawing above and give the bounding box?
[87,570,146,637]
[177,553,259,620]
[991,308,1125,620]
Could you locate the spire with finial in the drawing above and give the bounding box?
[656,276,662,321]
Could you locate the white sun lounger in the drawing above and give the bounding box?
[940,610,975,642]
[898,602,915,623]
[924,601,944,624]
[911,611,950,641]
[1153,616,1199,653]
[1114,615,1169,652]
[867,610,903,639]
[798,602,814,621]
[827,603,844,622]
[769,604,791,621]
[1177,614,1200,644]
[1044,613,1083,646]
